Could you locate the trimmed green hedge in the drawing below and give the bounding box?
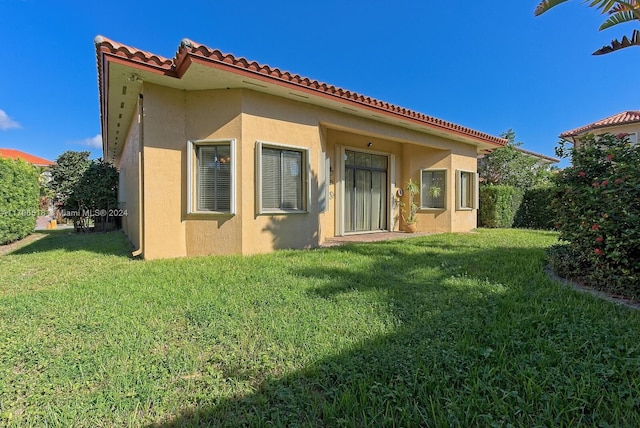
[479,185,523,228]
[513,186,556,230]
[0,157,40,245]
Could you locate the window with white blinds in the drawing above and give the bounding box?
[187,139,235,214]
[257,142,308,213]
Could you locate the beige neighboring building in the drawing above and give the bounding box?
[95,36,506,259]
[560,111,640,147]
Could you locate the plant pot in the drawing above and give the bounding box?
[404,222,417,233]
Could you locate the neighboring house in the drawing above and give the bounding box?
[477,146,559,186]
[477,146,559,165]
[560,111,640,147]
[0,148,55,184]
[514,147,559,165]
[0,148,55,167]
[95,36,507,259]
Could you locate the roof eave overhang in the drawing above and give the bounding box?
[560,121,640,140]
[96,37,506,164]
[178,52,506,150]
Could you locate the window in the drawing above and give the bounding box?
[187,139,235,214]
[457,170,477,210]
[595,132,638,145]
[257,141,309,213]
[421,169,446,209]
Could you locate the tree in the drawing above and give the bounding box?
[48,151,118,231]
[74,160,118,231]
[535,0,640,55]
[478,129,553,190]
[48,150,92,212]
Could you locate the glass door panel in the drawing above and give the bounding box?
[344,150,388,233]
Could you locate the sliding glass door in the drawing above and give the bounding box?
[344,151,387,233]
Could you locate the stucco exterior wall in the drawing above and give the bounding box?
[134,85,483,259]
[141,84,188,259]
[450,152,479,233]
[184,89,244,257]
[239,91,322,254]
[400,143,451,233]
[117,105,142,250]
[140,84,245,259]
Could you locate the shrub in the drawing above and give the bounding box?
[478,185,523,228]
[74,159,119,231]
[513,186,556,229]
[0,157,40,245]
[549,133,640,299]
[48,152,118,231]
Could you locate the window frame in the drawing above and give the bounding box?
[420,168,447,210]
[187,139,236,215]
[456,169,477,211]
[256,140,310,214]
[625,132,638,144]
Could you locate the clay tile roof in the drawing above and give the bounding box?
[0,148,55,166]
[95,36,507,148]
[95,35,174,71]
[560,110,640,138]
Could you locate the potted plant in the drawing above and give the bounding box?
[428,185,442,199]
[402,179,420,233]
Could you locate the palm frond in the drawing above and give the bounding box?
[587,0,621,13]
[609,0,639,13]
[615,0,640,18]
[534,0,571,16]
[593,29,640,54]
[600,10,638,29]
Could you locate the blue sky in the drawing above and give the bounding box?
[0,1,638,165]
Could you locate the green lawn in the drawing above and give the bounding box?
[1,229,640,426]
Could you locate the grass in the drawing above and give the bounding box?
[1,229,640,426]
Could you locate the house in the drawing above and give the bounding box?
[0,148,55,167]
[477,146,559,186]
[560,111,640,146]
[514,147,559,165]
[95,36,506,259]
[0,148,55,184]
[477,146,559,166]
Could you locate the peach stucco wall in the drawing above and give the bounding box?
[183,89,244,257]
[131,83,482,259]
[117,104,142,250]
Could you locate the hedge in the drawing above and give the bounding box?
[513,186,555,230]
[0,157,40,245]
[478,185,523,228]
[549,133,640,299]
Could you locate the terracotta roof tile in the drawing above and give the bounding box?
[94,36,173,71]
[95,36,507,148]
[0,148,55,166]
[560,110,640,138]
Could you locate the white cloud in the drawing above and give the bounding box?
[82,134,103,148]
[0,109,21,130]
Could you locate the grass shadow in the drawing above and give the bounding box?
[150,234,637,426]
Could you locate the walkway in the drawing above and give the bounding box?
[322,231,433,247]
